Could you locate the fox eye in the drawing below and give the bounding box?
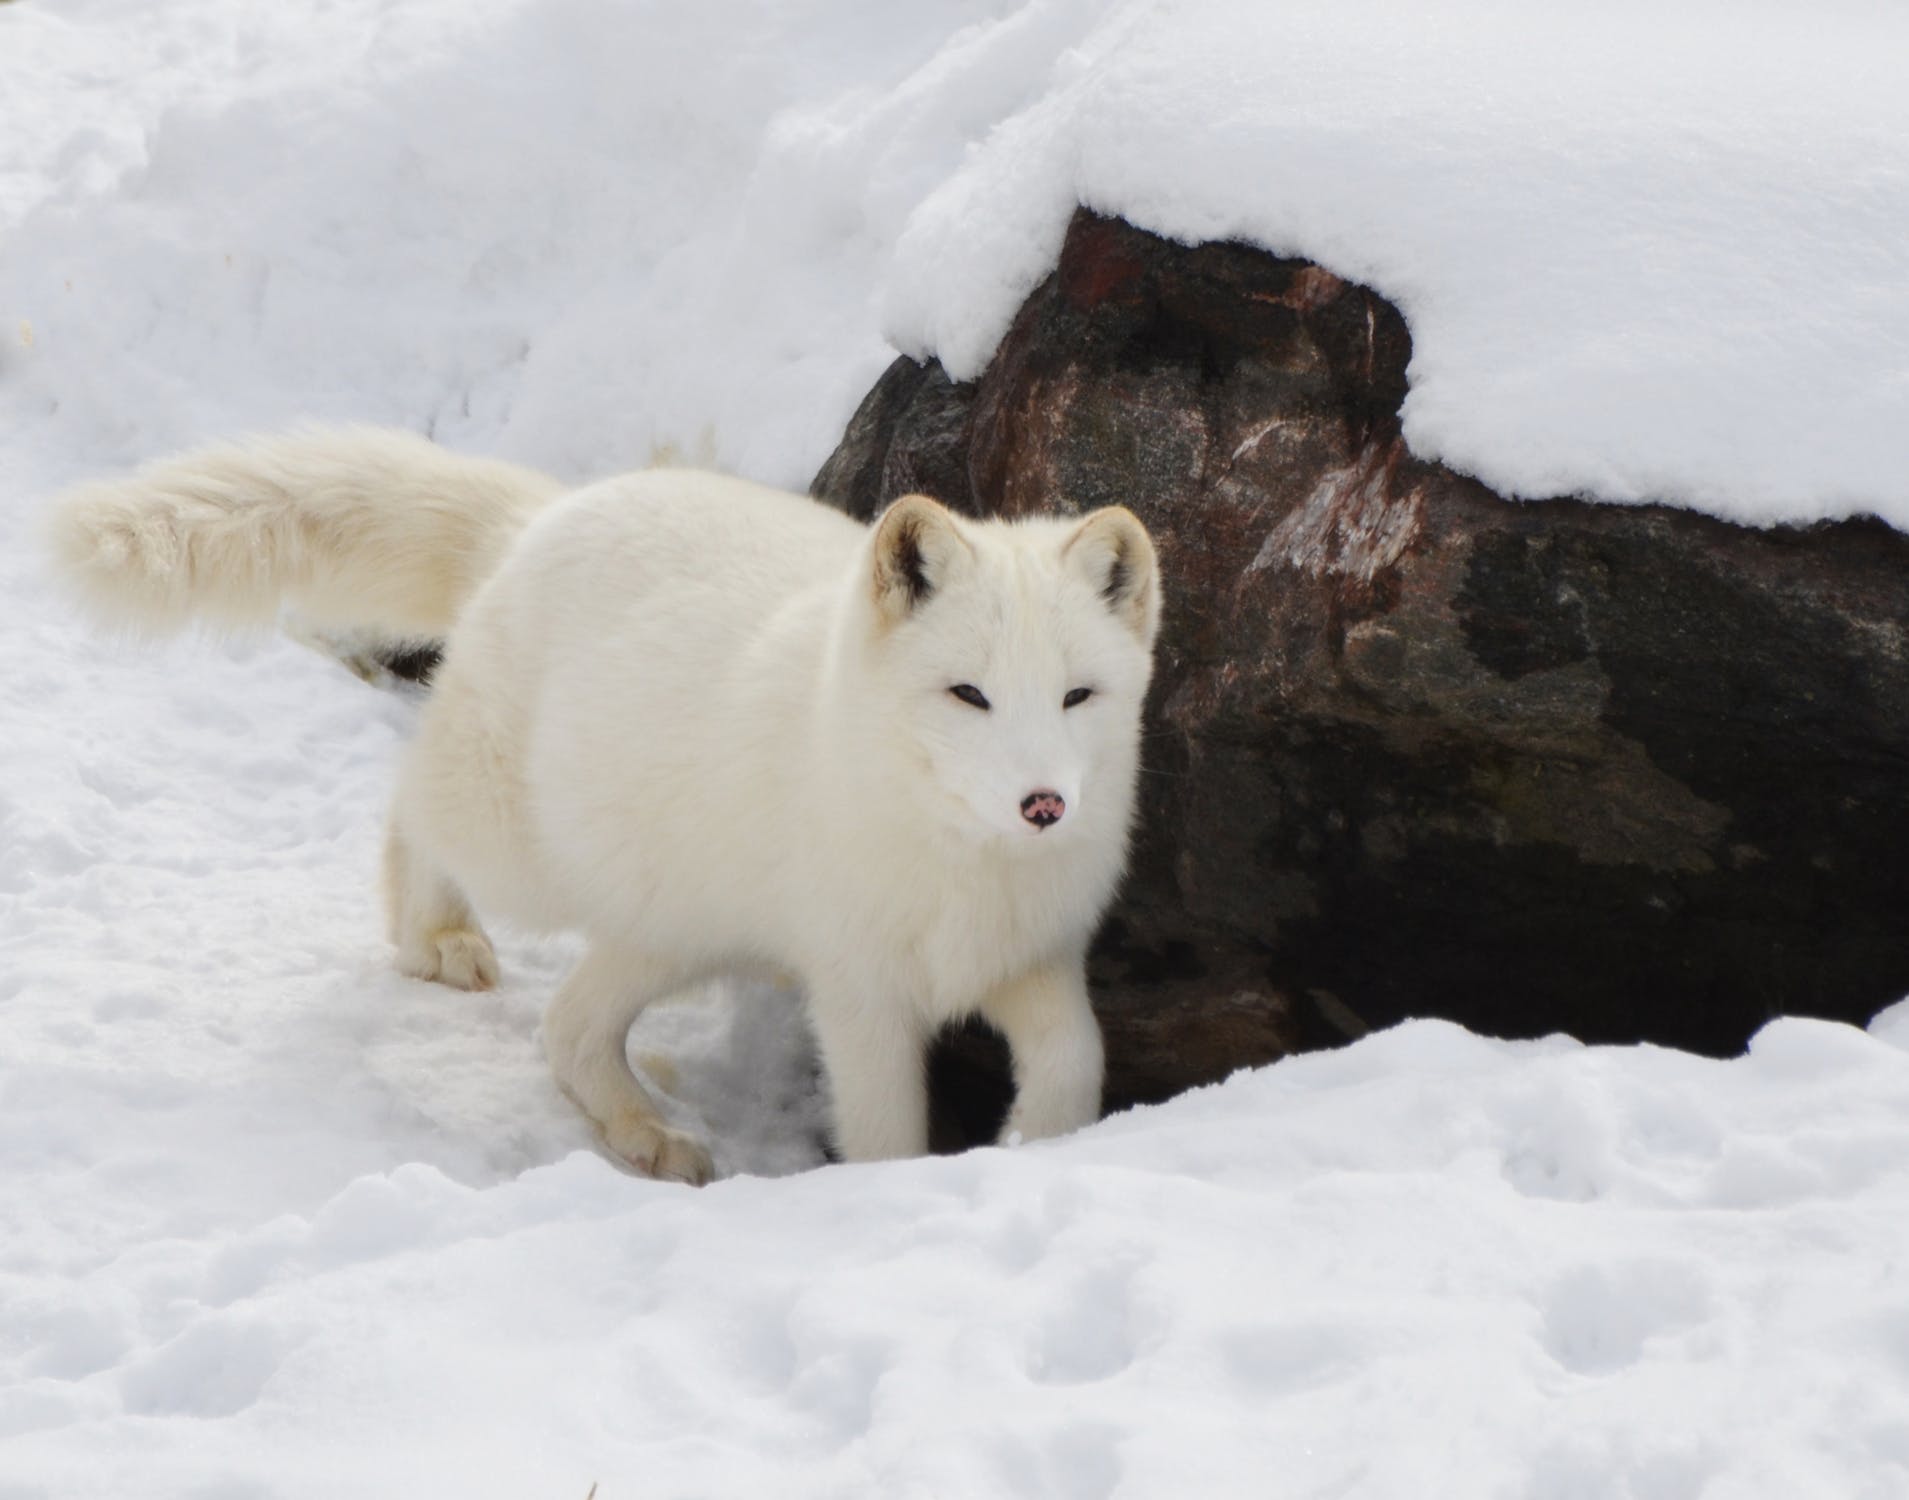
[1063,687,1094,708]
[949,683,991,710]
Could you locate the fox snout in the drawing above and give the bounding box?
[1020,790,1066,830]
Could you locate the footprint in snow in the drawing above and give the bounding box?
[1538,1260,1716,1376]
[1026,1260,1145,1385]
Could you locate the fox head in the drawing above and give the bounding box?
[859,493,1161,851]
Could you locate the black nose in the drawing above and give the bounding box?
[1021,790,1066,828]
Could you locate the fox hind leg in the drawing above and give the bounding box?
[383,821,499,991]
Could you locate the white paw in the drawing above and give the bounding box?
[398,928,500,991]
[604,1111,715,1187]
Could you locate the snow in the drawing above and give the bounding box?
[5,0,1909,521]
[4,2,1909,1495]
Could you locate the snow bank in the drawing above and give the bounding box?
[4,0,1908,521]
[5,986,1909,1496]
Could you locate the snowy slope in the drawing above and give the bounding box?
[5,3,1909,1497]
[4,0,1908,520]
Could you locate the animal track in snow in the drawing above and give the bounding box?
[783,1333,888,1441]
[1026,1260,1145,1385]
[1497,1083,1615,1202]
[1538,1260,1715,1376]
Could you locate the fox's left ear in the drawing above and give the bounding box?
[870,493,972,627]
[1063,506,1161,646]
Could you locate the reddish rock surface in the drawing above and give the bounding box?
[814,209,1909,1123]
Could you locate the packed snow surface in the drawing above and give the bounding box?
[5,2,1909,1496]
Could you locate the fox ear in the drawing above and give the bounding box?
[870,493,969,625]
[1064,506,1160,645]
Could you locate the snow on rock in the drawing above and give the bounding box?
[6,3,1909,1495]
[884,0,1909,525]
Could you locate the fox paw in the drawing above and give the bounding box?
[604,1114,715,1187]
[398,928,500,991]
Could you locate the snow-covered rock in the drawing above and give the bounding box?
[815,210,1909,1111]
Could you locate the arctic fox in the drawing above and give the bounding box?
[48,428,1162,1183]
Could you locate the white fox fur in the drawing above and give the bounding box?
[49,428,1162,1183]
[46,427,564,641]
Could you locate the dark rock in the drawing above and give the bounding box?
[810,356,977,526]
[817,208,1909,1122]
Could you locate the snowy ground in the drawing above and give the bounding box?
[4,2,1909,1497]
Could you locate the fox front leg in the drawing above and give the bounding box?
[806,983,931,1162]
[979,957,1105,1144]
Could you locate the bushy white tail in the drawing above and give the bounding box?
[45,426,565,639]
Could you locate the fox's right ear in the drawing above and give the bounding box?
[869,493,970,626]
[1064,506,1161,647]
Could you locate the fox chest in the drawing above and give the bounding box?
[885,863,1098,1023]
